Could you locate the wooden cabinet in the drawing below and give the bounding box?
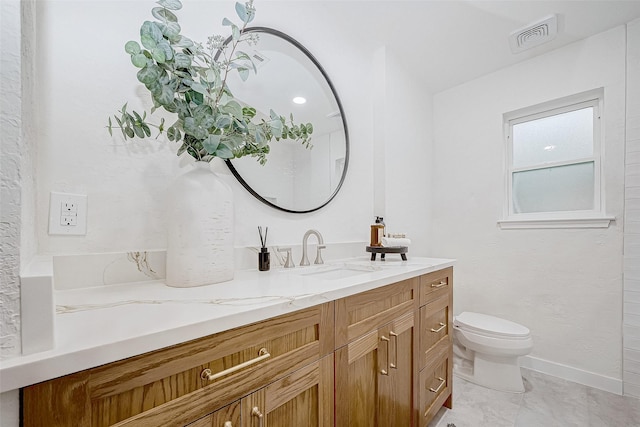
[22,267,453,427]
[241,354,334,427]
[418,267,453,426]
[334,277,418,426]
[22,302,334,427]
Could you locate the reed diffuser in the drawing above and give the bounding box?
[258,226,270,271]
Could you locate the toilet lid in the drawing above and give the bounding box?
[454,312,530,338]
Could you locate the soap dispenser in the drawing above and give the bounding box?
[370,216,385,247]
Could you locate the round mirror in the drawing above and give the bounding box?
[224,27,349,213]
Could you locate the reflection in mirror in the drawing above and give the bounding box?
[225,27,349,213]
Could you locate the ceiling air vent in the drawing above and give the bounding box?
[509,14,558,54]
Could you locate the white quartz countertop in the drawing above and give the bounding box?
[0,256,454,392]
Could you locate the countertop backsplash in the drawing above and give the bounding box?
[49,241,369,291]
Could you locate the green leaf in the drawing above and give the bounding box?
[242,106,256,119]
[185,90,204,105]
[232,25,240,41]
[157,40,174,61]
[237,67,249,81]
[222,17,233,26]
[270,118,283,138]
[204,68,217,83]
[137,65,161,84]
[125,41,141,55]
[158,21,181,41]
[157,0,182,11]
[222,100,243,118]
[151,46,166,63]
[215,142,234,159]
[131,53,148,68]
[173,52,191,68]
[155,85,174,106]
[269,109,279,120]
[168,126,179,141]
[215,114,232,128]
[174,35,194,48]
[176,141,188,154]
[140,21,163,49]
[190,82,208,95]
[306,123,314,134]
[133,124,145,138]
[152,7,178,22]
[202,134,221,154]
[183,117,207,139]
[235,2,248,22]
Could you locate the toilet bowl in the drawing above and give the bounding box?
[453,312,533,393]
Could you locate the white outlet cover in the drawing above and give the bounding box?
[48,192,87,235]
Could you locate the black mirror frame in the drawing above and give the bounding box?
[224,27,349,214]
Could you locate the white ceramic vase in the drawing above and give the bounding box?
[165,161,234,287]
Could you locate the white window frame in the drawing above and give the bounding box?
[498,88,613,229]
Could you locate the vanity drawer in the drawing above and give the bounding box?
[419,341,452,427]
[23,302,334,427]
[419,295,452,371]
[335,277,418,348]
[419,267,452,306]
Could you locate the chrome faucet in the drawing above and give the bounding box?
[300,229,326,266]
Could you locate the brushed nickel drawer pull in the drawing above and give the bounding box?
[251,406,264,427]
[430,322,446,333]
[429,377,446,393]
[200,348,271,381]
[380,335,390,375]
[431,280,447,288]
[390,331,398,369]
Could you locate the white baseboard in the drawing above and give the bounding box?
[520,355,623,395]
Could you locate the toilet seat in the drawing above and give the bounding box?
[454,312,530,339]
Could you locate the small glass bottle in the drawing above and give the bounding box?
[258,247,270,271]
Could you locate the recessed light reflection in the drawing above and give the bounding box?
[292,96,307,105]
[543,145,556,151]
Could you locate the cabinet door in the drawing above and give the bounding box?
[187,400,241,427]
[241,355,333,427]
[378,312,415,426]
[335,312,415,427]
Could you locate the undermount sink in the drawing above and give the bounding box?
[293,263,382,280]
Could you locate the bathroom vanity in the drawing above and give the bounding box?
[9,258,453,426]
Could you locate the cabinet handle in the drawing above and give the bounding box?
[389,331,398,369]
[223,422,233,427]
[251,406,264,427]
[429,377,446,393]
[200,348,271,381]
[431,280,447,288]
[380,336,390,375]
[430,322,447,333]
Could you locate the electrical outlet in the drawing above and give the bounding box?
[49,192,87,235]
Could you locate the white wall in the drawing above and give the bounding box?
[1,0,37,424]
[432,26,627,386]
[376,47,432,254]
[624,18,640,398]
[33,0,374,257]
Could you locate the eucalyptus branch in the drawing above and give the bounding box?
[107,0,312,164]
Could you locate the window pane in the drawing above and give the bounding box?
[512,162,594,214]
[512,107,593,168]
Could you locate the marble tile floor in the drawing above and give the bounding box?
[428,368,640,427]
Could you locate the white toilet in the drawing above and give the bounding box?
[453,312,533,393]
